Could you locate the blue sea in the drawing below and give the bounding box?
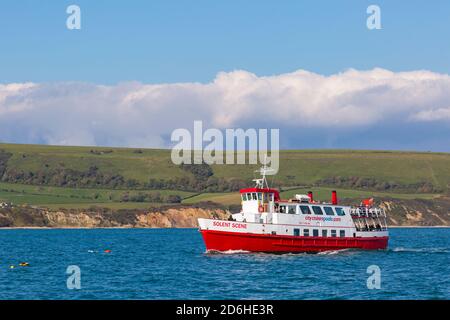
[0,228,448,300]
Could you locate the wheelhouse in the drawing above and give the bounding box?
[240,187,280,214]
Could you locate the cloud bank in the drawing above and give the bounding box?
[1,68,450,151]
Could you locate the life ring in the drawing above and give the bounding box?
[258,205,264,213]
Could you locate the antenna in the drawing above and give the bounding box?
[252,155,273,189]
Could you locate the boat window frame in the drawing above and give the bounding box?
[288,205,296,214]
[324,206,335,216]
[252,193,257,200]
[313,229,319,237]
[303,229,310,237]
[241,194,247,201]
[299,205,312,214]
[339,230,345,237]
[331,229,337,237]
[335,207,346,216]
[312,206,324,215]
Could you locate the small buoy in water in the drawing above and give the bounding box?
[19,262,29,267]
[88,250,94,253]
[104,249,111,253]
[10,265,15,269]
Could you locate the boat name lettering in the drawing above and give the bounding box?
[212,221,247,229]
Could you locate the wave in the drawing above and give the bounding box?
[390,247,449,254]
[206,249,356,256]
[206,249,250,255]
[317,248,353,255]
[205,247,450,255]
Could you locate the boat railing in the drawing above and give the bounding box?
[350,207,386,218]
[350,207,388,231]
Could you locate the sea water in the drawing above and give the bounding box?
[0,228,448,299]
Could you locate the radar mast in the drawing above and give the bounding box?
[253,156,273,189]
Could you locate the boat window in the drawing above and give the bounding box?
[288,205,296,214]
[324,207,334,216]
[340,230,345,237]
[313,229,319,237]
[331,230,337,237]
[258,193,262,201]
[269,193,274,202]
[247,193,252,201]
[312,206,323,215]
[263,193,268,202]
[294,228,300,236]
[252,193,257,200]
[303,229,310,237]
[322,229,328,237]
[299,205,311,214]
[335,207,345,216]
[241,194,247,201]
[279,205,286,213]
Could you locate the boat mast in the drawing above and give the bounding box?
[253,156,274,189]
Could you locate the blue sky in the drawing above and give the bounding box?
[1,0,450,83]
[1,1,450,152]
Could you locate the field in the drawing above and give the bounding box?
[0,143,449,209]
[182,187,439,207]
[0,181,195,209]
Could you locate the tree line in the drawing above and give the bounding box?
[0,150,248,192]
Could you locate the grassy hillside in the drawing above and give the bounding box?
[212,150,450,192]
[0,143,449,209]
[0,181,196,209]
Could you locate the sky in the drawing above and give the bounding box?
[1,0,450,151]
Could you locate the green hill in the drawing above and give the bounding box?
[0,143,449,209]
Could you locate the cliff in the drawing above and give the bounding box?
[379,197,450,226]
[0,198,449,228]
[0,204,230,228]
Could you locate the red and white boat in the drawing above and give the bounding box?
[198,165,389,253]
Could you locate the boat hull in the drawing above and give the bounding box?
[200,229,389,253]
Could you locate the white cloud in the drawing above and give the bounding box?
[409,107,450,122]
[1,68,450,150]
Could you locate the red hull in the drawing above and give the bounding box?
[200,230,388,253]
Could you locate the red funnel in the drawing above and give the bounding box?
[332,190,338,205]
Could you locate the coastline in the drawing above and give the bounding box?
[0,225,449,230]
[0,226,200,230]
[388,225,450,228]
